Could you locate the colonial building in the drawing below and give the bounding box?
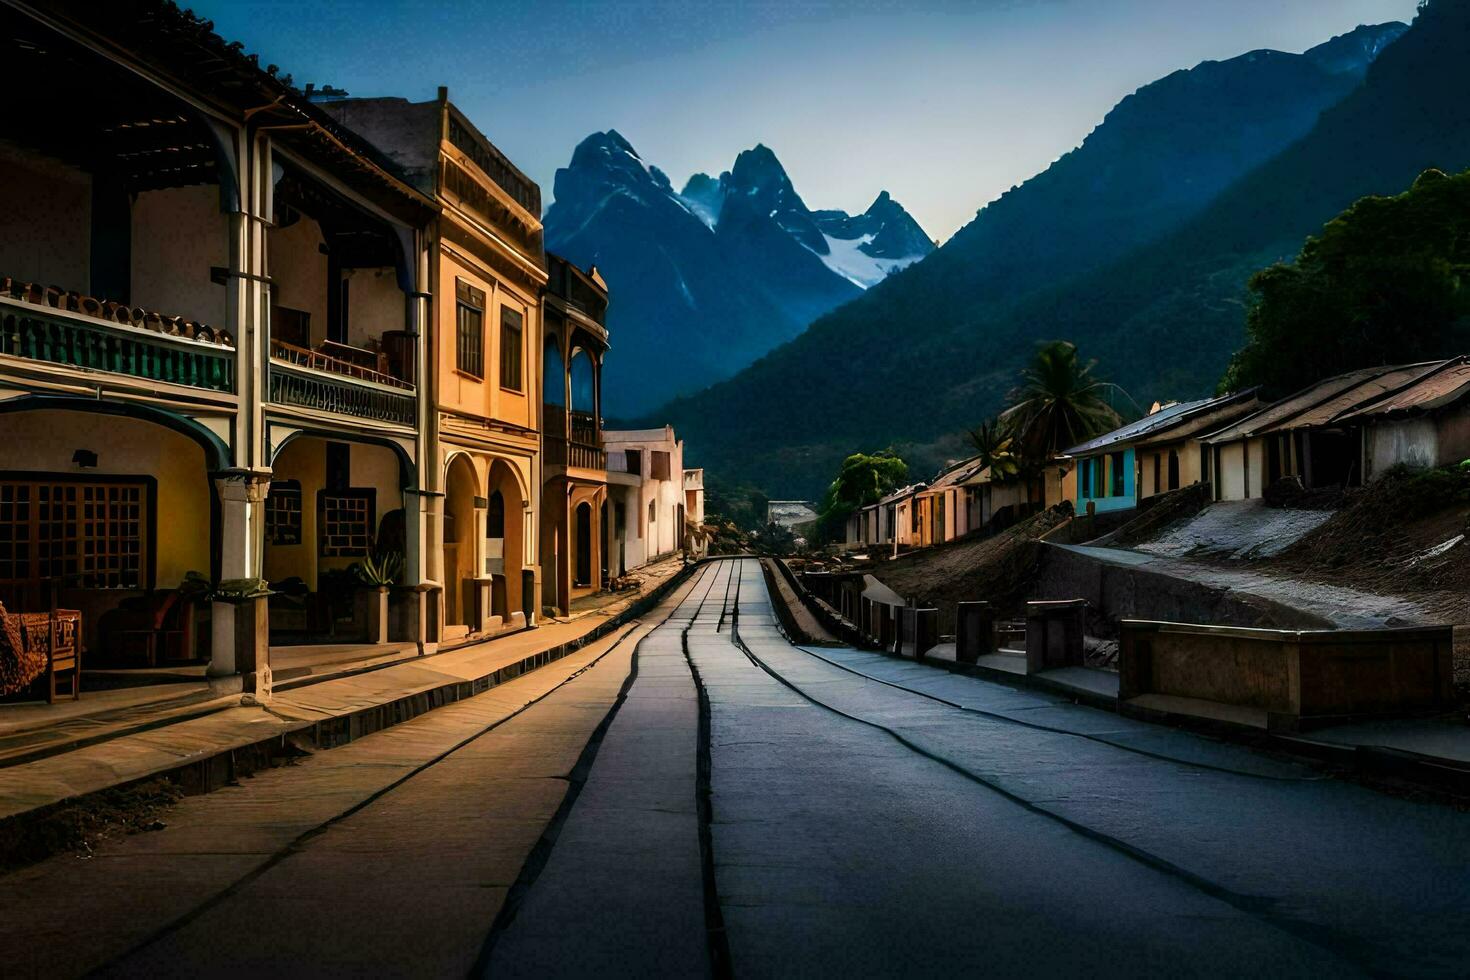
[541,254,609,615]
[318,90,546,642]
[0,1,437,696]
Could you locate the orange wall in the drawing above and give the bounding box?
[436,250,535,431]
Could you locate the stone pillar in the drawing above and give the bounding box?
[210,472,271,698]
[1025,599,1086,674]
[956,601,995,664]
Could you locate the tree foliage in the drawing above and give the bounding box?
[1001,341,1128,461]
[965,419,1020,482]
[813,451,909,544]
[1222,167,1470,396]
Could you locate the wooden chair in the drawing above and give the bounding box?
[0,603,80,702]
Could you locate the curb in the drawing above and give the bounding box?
[0,562,701,858]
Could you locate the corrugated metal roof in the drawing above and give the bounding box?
[928,456,986,489]
[1334,357,1470,421]
[878,483,926,505]
[1256,362,1444,432]
[1062,392,1241,456]
[1133,394,1264,448]
[1203,366,1397,443]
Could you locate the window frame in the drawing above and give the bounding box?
[0,472,157,598]
[499,306,524,392]
[455,279,486,380]
[317,488,377,558]
[265,480,304,546]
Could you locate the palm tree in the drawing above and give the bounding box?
[1002,341,1129,461]
[965,418,1020,482]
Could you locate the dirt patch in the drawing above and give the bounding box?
[865,505,1073,631]
[1264,466,1470,693]
[0,777,183,873]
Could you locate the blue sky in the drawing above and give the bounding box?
[194,0,1421,241]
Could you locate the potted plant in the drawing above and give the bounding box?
[349,550,402,645]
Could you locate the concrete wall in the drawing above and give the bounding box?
[1215,442,1247,500]
[341,266,403,351]
[1120,621,1455,727]
[1365,417,1438,479]
[1035,543,1333,633]
[0,149,90,291]
[130,185,228,327]
[268,214,328,345]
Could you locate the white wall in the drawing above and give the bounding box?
[131,184,229,328]
[1366,418,1438,480]
[268,214,328,345]
[0,147,90,291]
[343,266,404,350]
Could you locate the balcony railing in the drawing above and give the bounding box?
[269,339,412,390]
[268,359,416,427]
[543,404,606,471]
[0,296,235,393]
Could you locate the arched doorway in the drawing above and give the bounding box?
[575,501,593,588]
[443,454,478,629]
[485,458,525,622]
[0,401,220,669]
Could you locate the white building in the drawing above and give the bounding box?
[603,426,689,575]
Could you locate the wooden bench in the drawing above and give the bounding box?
[0,602,82,702]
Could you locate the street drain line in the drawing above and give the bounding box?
[794,642,1326,783]
[718,564,1363,973]
[475,560,729,977]
[471,561,721,975]
[680,559,736,980]
[96,618,649,975]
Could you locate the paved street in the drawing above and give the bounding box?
[5,558,1470,978]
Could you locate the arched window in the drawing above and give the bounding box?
[486,490,505,539]
[543,338,565,407]
[569,349,595,414]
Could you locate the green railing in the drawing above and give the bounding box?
[0,302,235,393]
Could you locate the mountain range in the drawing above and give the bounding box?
[641,16,1434,498]
[543,134,933,415]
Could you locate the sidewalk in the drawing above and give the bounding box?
[0,559,691,829]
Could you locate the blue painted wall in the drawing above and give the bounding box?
[1075,448,1136,514]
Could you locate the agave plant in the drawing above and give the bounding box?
[351,550,403,588]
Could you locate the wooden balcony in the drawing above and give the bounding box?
[0,295,235,393]
[268,340,416,427]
